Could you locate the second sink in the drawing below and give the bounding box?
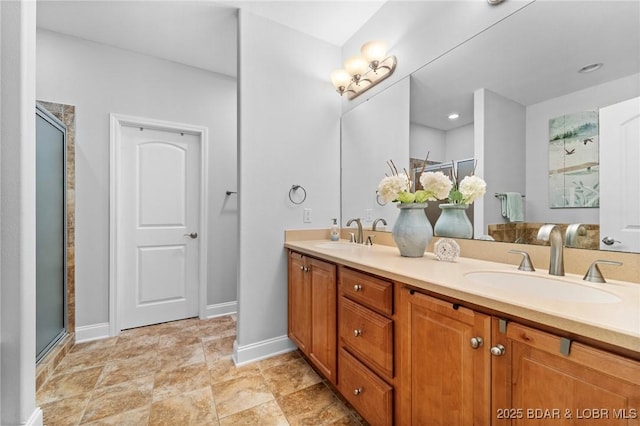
[465,271,621,304]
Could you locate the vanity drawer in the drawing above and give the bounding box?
[339,267,393,316]
[339,296,393,378]
[339,348,393,426]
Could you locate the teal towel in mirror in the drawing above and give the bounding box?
[501,192,524,222]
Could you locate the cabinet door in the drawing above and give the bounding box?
[399,287,492,425]
[492,320,640,425]
[309,257,337,384]
[288,252,310,352]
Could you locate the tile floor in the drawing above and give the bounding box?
[37,315,363,425]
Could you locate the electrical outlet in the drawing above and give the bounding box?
[365,209,373,222]
[303,208,312,223]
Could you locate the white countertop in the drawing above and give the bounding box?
[285,239,640,354]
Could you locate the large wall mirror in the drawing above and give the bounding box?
[341,0,640,253]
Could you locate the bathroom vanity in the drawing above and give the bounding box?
[285,239,640,425]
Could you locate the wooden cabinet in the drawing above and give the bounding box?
[338,266,395,426]
[492,319,640,425]
[398,286,492,425]
[287,251,337,384]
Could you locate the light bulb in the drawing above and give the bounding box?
[361,41,388,64]
[344,55,369,78]
[330,69,351,91]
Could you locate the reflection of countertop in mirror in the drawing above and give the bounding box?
[284,236,640,355]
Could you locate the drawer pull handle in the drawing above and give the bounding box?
[353,388,362,396]
[353,284,362,292]
[491,344,506,356]
[470,336,484,349]
[353,329,362,337]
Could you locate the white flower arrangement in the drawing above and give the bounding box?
[445,160,487,205]
[377,159,452,204]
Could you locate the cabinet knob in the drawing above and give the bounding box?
[490,344,506,356]
[353,329,362,337]
[470,336,484,349]
[353,388,362,396]
[300,266,304,271]
[353,284,362,292]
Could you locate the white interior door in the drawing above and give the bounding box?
[118,125,201,329]
[599,96,640,252]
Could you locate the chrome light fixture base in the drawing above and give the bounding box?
[345,55,397,100]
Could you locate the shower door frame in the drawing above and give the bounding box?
[35,103,68,363]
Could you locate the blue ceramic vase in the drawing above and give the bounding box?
[392,203,433,257]
[434,203,473,238]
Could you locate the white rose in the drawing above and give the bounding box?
[459,175,486,204]
[377,174,409,203]
[419,171,453,201]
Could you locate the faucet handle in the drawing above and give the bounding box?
[365,235,375,246]
[508,250,535,271]
[583,260,623,283]
[349,232,356,243]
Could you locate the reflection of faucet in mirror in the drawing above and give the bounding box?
[372,218,387,231]
[537,224,564,276]
[565,223,587,248]
[346,218,363,244]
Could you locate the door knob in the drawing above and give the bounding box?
[184,232,198,239]
[601,236,621,246]
[470,336,484,349]
[490,344,506,356]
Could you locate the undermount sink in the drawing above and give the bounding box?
[465,271,621,304]
[315,241,361,250]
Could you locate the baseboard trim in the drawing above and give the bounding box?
[232,335,297,366]
[205,301,237,319]
[75,322,111,343]
[26,407,43,426]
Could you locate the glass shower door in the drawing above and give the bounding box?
[35,104,67,362]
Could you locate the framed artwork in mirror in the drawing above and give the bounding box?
[548,110,599,208]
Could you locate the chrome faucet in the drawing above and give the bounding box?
[537,224,564,276]
[372,218,387,231]
[346,218,363,244]
[565,223,587,248]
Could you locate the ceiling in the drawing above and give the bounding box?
[36,0,387,77]
[410,1,640,131]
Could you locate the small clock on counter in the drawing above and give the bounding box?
[434,238,460,262]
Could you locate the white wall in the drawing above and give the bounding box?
[36,29,238,330]
[445,123,474,162]
[410,123,444,162]
[1,1,41,424]
[525,73,640,224]
[236,11,341,363]
[475,88,526,235]
[343,78,410,230]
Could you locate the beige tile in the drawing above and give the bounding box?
[149,386,218,426]
[156,342,205,372]
[212,371,275,418]
[219,400,288,426]
[110,335,159,360]
[278,383,351,425]
[97,351,159,387]
[199,316,237,340]
[80,375,154,423]
[81,406,150,426]
[256,351,301,371]
[37,366,103,405]
[40,393,90,426]
[203,336,235,363]
[157,327,201,349]
[153,363,211,402]
[326,415,362,425]
[71,337,117,354]
[54,347,113,374]
[262,358,322,398]
[209,358,262,385]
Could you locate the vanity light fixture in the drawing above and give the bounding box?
[578,63,603,73]
[448,113,460,120]
[331,40,397,100]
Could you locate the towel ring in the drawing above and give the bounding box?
[289,185,307,205]
[375,191,387,206]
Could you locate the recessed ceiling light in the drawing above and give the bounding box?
[578,63,603,73]
[448,113,460,120]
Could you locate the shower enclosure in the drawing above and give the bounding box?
[35,104,67,362]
